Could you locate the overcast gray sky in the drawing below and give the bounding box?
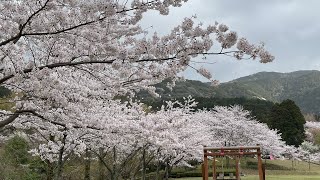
[139,0,320,82]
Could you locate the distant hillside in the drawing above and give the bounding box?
[139,70,320,114]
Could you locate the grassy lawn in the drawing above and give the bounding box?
[171,175,320,180]
[170,158,320,180]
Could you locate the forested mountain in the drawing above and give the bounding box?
[139,70,320,114]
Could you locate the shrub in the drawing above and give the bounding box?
[4,135,29,165]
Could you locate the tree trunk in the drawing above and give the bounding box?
[164,160,169,180]
[84,148,91,180]
[46,160,54,180]
[156,160,160,180]
[111,146,117,180]
[56,149,64,180]
[46,135,55,180]
[98,148,105,180]
[56,133,67,180]
[168,163,173,180]
[141,146,146,180]
[309,155,311,171]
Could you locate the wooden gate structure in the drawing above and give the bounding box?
[202,146,264,180]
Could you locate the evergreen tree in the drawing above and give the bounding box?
[269,99,306,147]
[0,86,10,98]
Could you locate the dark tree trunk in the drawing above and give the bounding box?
[46,135,55,180]
[141,146,146,180]
[156,159,161,180]
[98,148,105,180]
[56,133,67,180]
[46,160,54,180]
[164,160,169,180]
[111,146,117,180]
[84,148,91,180]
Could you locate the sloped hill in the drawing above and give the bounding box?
[225,70,320,113]
[140,70,320,114]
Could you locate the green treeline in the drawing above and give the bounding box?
[144,97,274,124]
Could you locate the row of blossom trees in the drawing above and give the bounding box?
[4,96,290,179]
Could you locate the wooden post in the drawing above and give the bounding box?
[235,156,240,180]
[309,155,311,171]
[257,147,264,180]
[203,146,264,180]
[262,164,266,180]
[204,149,208,180]
[212,157,216,180]
[202,163,205,180]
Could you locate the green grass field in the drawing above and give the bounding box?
[170,158,320,180]
[171,175,320,180]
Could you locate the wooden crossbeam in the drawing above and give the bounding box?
[204,146,260,151]
[202,145,264,180]
[205,152,261,156]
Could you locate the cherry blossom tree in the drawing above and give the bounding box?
[0,1,278,179]
[140,97,209,179]
[0,0,274,129]
[12,99,145,179]
[300,141,320,162]
[134,100,289,179]
[305,121,320,129]
[198,105,288,156]
[300,121,320,163]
